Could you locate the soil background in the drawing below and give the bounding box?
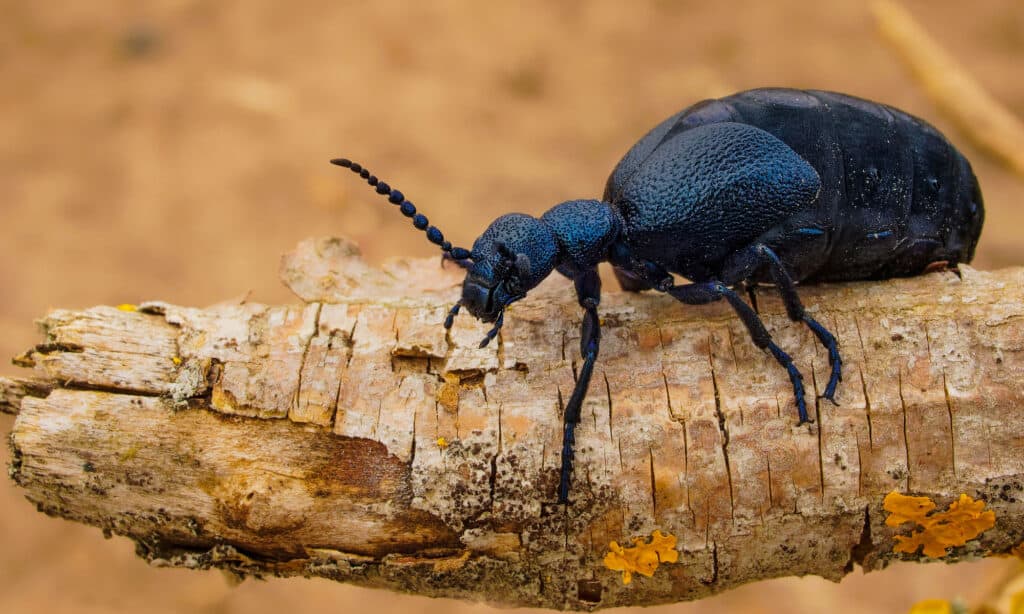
[2,1,1023,612]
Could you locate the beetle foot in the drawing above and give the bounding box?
[766,343,810,424]
[821,360,842,402]
[444,303,461,329]
[803,316,843,403]
[477,310,506,348]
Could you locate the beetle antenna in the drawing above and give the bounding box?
[330,158,472,261]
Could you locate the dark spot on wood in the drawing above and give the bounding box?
[577,579,602,603]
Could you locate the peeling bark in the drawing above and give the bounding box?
[5,236,1024,610]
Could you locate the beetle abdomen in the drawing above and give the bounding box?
[607,88,984,282]
[723,89,983,280]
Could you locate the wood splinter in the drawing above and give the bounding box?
[4,236,1024,610]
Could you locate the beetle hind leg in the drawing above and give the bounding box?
[665,281,811,424]
[726,244,842,403]
[758,245,841,402]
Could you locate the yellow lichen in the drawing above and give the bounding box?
[436,437,449,449]
[884,491,996,558]
[171,356,183,366]
[907,599,951,614]
[436,373,460,411]
[603,530,679,585]
[116,303,138,312]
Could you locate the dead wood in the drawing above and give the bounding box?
[5,236,1024,610]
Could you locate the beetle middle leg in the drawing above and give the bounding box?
[664,280,811,424]
[723,243,842,403]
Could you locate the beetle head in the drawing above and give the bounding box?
[458,213,559,323]
[330,159,559,345]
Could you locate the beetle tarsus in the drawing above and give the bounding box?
[478,310,505,348]
[444,303,460,330]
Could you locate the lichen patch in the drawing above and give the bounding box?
[883,491,996,558]
[603,530,679,585]
[436,373,461,411]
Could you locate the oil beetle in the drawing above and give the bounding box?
[332,88,984,504]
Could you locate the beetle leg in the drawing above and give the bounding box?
[476,295,525,348]
[558,268,602,504]
[478,310,505,348]
[737,279,760,313]
[443,303,461,329]
[750,245,842,403]
[665,280,811,425]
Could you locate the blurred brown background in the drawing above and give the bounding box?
[2,1,1022,612]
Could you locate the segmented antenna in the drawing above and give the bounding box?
[329,158,472,261]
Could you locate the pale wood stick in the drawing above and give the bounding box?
[0,377,51,415]
[873,0,1024,177]
[5,237,1024,610]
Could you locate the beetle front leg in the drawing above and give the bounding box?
[475,295,525,348]
[558,268,602,504]
[443,303,461,329]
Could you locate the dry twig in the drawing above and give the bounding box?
[5,237,1024,610]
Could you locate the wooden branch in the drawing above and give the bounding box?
[6,236,1024,610]
[872,0,1024,177]
[0,376,51,415]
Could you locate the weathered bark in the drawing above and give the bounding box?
[6,236,1024,610]
[0,376,51,415]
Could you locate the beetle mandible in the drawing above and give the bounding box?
[331,88,984,504]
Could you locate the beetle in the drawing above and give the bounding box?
[331,87,984,504]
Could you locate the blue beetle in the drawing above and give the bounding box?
[332,88,984,504]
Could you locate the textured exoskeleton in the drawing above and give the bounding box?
[332,88,984,503]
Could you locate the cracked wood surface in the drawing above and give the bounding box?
[5,236,1024,610]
